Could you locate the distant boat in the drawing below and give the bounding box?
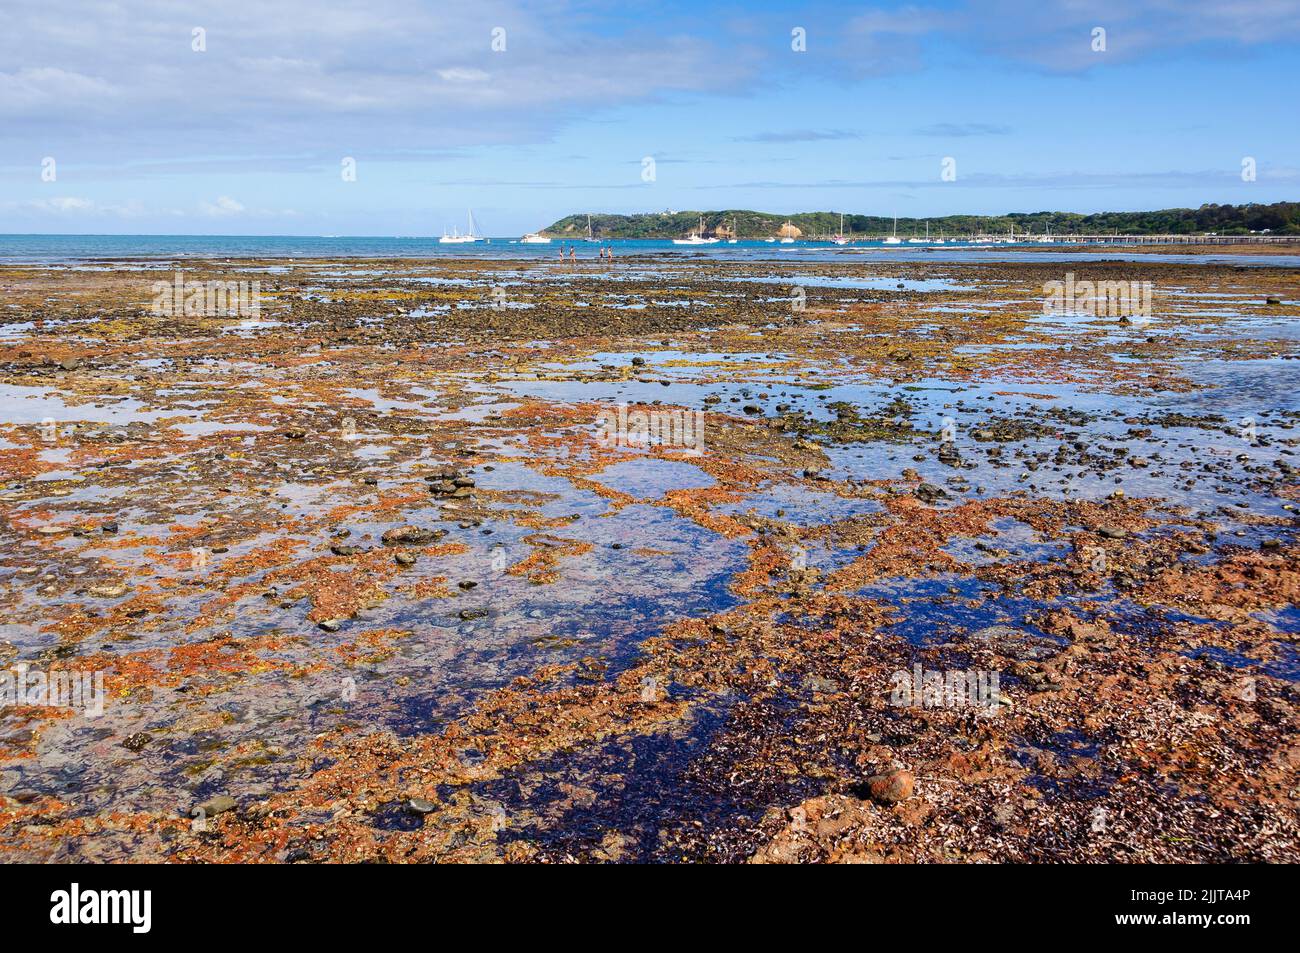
[884,216,902,245]
[907,221,929,244]
[520,232,551,244]
[673,214,719,245]
[831,212,850,245]
[776,220,799,244]
[439,209,482,244]
[727,218,738,243]
[584,214,599,242]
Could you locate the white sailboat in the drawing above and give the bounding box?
[672,214,719,245]
[883,216,902,245]
[831,212,850,245]
[908,221,928,244]
[439,209,482,244]
[520,231,551,244]
[584,214,599,242]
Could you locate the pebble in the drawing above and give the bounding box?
[195,794,237,817]
[866,768,914,804]
[380,526,442,546]
[87,583,130,599]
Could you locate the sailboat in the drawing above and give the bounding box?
[883,216,902,245]
[727,218,738,243]
[439,209,482,244]
[831,213,850,245]
[672,214,719,245]
[584,214,599,243]
[908,221,928,244]
[520,231,551,244]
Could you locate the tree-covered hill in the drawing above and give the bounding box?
[543,202,1300,239]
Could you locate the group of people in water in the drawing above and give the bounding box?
[558,245,615,260]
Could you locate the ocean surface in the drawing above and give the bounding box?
[2,233,1298,267]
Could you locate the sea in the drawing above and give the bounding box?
[1,234,1297,267]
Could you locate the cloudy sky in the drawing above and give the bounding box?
[2,0,1298,234]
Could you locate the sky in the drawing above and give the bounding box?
[1,0,1298,235]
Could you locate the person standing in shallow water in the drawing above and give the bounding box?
[570,247,577,261]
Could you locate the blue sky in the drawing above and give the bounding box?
[2,0,1297,235]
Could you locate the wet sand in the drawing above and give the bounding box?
[1,255,1297,863]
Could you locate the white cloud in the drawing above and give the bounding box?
[199,196,246,216]
[437,68,490,83]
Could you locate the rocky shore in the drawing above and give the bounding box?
[1,254,1296,862]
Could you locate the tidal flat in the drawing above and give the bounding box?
[1,254,1297,863]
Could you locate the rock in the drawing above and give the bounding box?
[121,732,152,752]
[381,526,441,546]
[914,483,947,503]
[317,619,344,632]
[1097,525,1127,540]
[407,798,437,815]
[1265,296,1281,305]
[87,583,130,599]
[630,356,646,366]
[195,794,237,818]
[1261,538,1281,550]
[330,544,366,556]
[804,675,841,694]
[866,768,914,804]
[459,608,488,621]
[394,551,417,566]
[59,358,81,371]
[100,521,118,534]
[283,428,307,439]
[458,580,477,590]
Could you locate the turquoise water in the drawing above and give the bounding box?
[3,234,1298,267]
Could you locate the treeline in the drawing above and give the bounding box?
[545,202,1300,238]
